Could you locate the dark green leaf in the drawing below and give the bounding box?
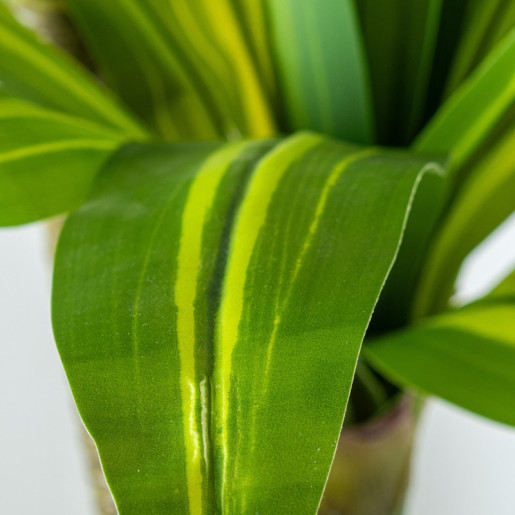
[356,0,443,144]
[267,0,374,143]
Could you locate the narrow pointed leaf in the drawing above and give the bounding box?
[356,0,443,144]
[414,124,515,316]
[159,0,277,137]
[62,0,221,139]
[63,0,276,139]
[0,3,146,138]
[266,0,374,144]
[444,0,515,96]
[372,159,447,331]
[228,0,280,117]
[366,299,515,426]
[0,98,125,226]
[52,133,441,513]
[414,28,515,171]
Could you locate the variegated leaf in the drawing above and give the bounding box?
[52,133,443,513]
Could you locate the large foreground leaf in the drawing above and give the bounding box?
[52,133,441,513]
[0,98,124,226]
[0,3,146,138]
[366,291,515,426]
[62,0,222,139]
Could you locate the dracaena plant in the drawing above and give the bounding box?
[1,0,514,513]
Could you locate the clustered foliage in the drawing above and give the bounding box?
[0,1,514,513]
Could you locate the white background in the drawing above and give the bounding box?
[1,215,514,515]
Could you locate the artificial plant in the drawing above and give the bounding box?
[0,0,514,513]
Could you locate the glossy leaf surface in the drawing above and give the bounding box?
[0,3,145,138]
[0,98,124,226]
[52,133,441,513]
[366,296,515,426]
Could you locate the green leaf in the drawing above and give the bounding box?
[414,28,515,171]
[0,98,124,226]
[227,0,280,117]
[0,3,146,138]
[422,0,473,120]
[444,0,515,97]
[414,123,515,316]
[52,133,441,513]
[365,299,515,427]
[266,0,374,144]
[356,0,443,144]
[372,157,447,331]
[63,0,275,139]
[163,0,277,137]
[486,269,515,302]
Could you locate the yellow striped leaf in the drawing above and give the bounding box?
[52,133,442,513]
[356,0,443,144]
[0,3,146,138]
[63,0,276,139]
[414,123,515,316]
[0,98,126,226]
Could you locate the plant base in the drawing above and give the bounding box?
[319,396,416,515]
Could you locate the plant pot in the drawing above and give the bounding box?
[319,395,416,515]
[79,395,416,515]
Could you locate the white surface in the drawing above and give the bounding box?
[0,225,94,515]
[405,399,515,515]
[0,214,514,514]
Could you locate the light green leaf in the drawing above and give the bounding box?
[0,98,124,226]
[444,0,515,97]
[266,0,374,144]
[365,300,515,426]
[0,3,146,138]
[414,28,515,171]
[52,133,441,513]
[414,123,515,316]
